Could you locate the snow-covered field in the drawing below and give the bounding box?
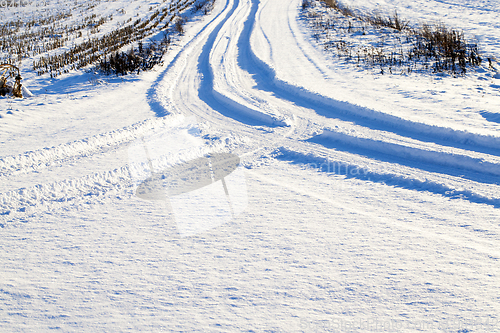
[1,0,500,331]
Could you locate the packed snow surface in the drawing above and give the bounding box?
[1,0,500,331]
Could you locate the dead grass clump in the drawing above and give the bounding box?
[323,0,354,17]
[174,18,186,35]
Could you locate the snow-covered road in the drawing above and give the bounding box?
[1,0,500,331]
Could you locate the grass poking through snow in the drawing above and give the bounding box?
[302,0,489,76]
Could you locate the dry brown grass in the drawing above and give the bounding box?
[304,0,483,75]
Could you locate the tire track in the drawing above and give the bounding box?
[196,0,285,126]
[159,0,500,209]
[272,146,500,208]
[6,0,499,223]
[0,115,183,178]
[0,131,231,224]
[240,0,500,157]
[309,129,500,184]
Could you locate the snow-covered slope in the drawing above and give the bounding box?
[1,0,500,331]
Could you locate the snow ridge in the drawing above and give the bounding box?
[0,115,183,177]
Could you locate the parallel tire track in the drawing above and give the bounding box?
[3,0,500,223]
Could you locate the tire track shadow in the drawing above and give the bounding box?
[307,130,500,186]
[275,147,500,208]
[197,0,282,127]
[146,0,232,117]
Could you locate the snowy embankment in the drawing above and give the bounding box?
[1,0,500,331]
